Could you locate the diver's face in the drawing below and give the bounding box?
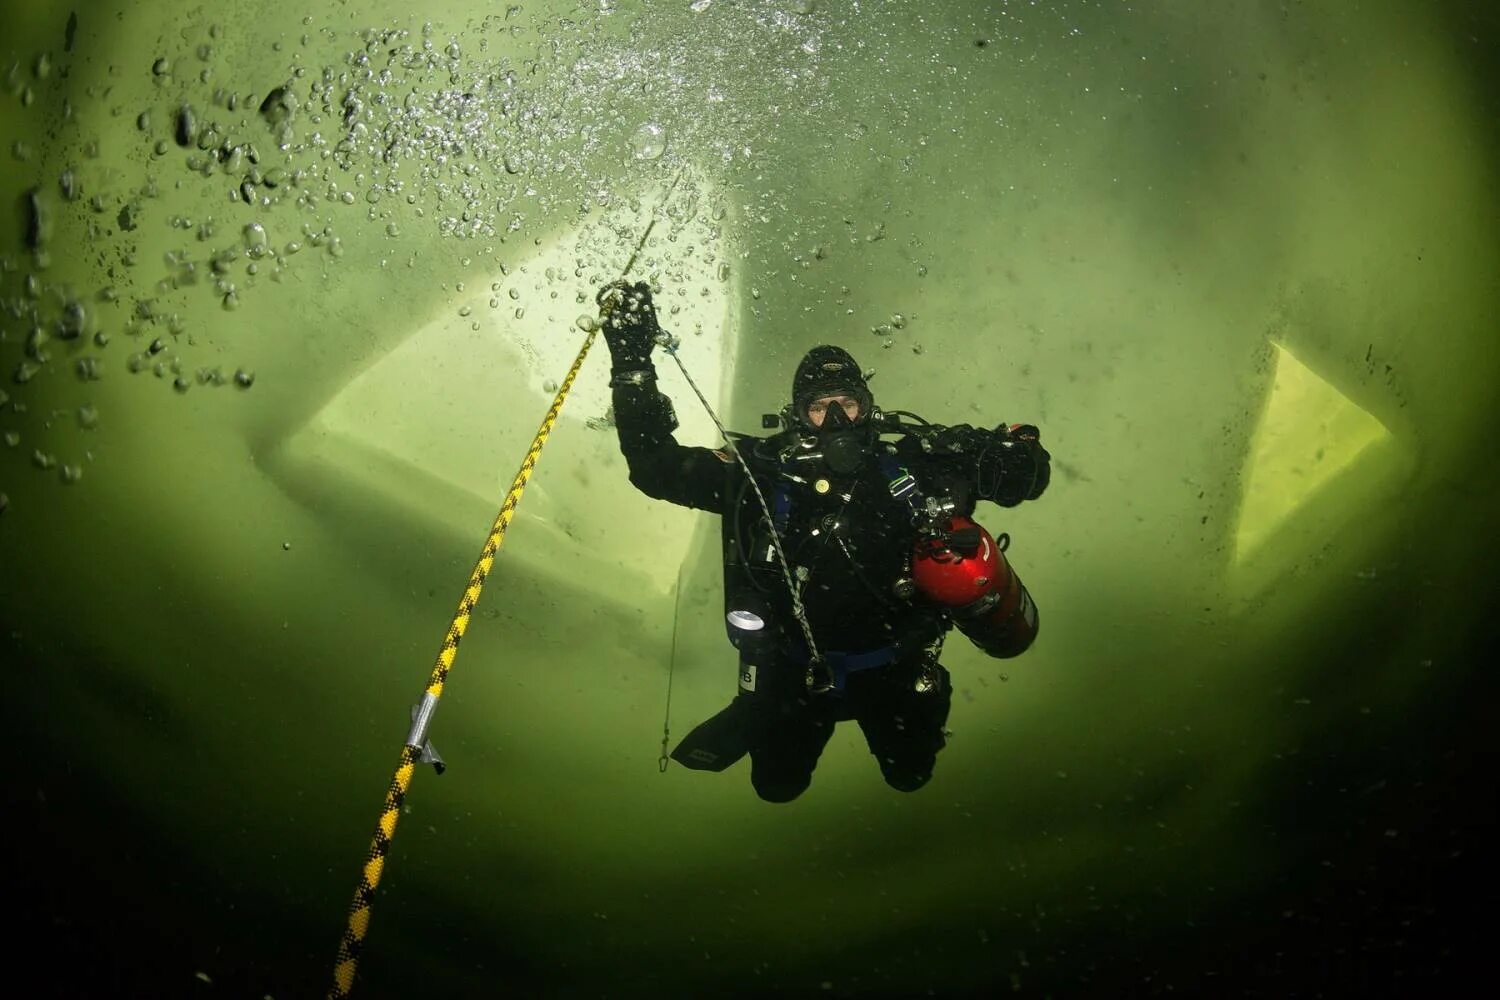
[806,394,862,428]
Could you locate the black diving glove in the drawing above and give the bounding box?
[596,280,662,378]
[982,423,1050,505]
[929,422,1050,506]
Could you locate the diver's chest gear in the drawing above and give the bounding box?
[760,448,915,582]
[723,417,1040,694]
[737,437,970,600]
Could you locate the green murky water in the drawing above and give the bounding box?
[2,1,1495,996]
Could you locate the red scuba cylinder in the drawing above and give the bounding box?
[910,516,1039,659]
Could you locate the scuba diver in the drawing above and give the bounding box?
[599,280,1051,803]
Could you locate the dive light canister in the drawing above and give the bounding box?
[724,589,778,660]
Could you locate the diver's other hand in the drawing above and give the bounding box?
[937,421,1049,506]
[597,280,661,372]
[989,423,1050,503]
[927,423,990,455]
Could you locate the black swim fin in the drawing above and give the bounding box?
[670,700,752,772]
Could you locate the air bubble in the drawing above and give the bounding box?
[26,328,51,363]
[630,123,666,161]
[176,105,198,147]
[244,222,268,252]
[59,300,86,339]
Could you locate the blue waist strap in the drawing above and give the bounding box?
[828,647,900,672]
[795,645,901,694]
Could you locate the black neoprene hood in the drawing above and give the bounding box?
[791,345,872,422]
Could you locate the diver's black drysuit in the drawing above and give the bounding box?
[601,283,1050,802]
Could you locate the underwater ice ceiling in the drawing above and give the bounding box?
[1,0,1497,997]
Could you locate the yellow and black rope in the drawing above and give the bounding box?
[330,168,683,998]
[328,329,598,999]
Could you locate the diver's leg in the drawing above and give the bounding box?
[746,695,836,803]
[854,661,953,793]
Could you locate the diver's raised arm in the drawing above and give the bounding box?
[598,280,730,514]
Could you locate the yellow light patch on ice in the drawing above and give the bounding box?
[1235,343,1391,563]
[287,178,734,594]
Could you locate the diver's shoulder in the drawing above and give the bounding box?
[723,430,789,470]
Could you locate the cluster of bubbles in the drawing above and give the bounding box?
[2,0,974,509]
